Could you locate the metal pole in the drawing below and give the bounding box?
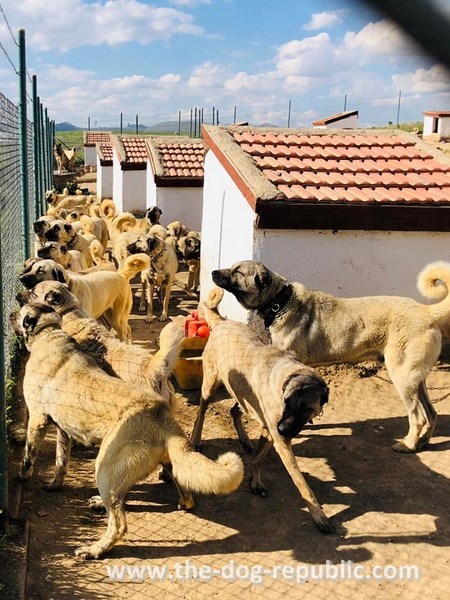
[0,225,8,533]
[120,112,123,134]
[189,108,193,137]
[18,28,30,259]
[287,100,292,128]
[32,76,41,219]
[194,107,198,138]
[178,110,181,135]
[396,90,402,127]
[135,114,138,135]
[216,109,219,126]
[212,106,215,126]
[88,116,90,131]
[344,94,347,112]
[233,105,237,124]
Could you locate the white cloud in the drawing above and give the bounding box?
[7,0,206,52]
[392,64,450,94]
[187,61,229,89]
[275,33,337,77]
[303,11,342,31]
[344,18,418,58]
[168,0,211,6]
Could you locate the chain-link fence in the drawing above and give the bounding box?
[0,86,53,530]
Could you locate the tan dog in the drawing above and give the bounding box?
[191,288,332,534]
[37,241,88,272]
[127,233,178,322]
[66,212,109,252]
[10,303,243,559]
[417,261,450,344]
[178,231,201,295]
[19,255,150,342]
[211,260,450,453]
[44,220,93,267]
[33,215,56,255]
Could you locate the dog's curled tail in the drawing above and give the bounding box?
[167,434,243,495]
[146,320,185,405]
[418,261,450,326]
[89,239,105,263]
[203,286,225,328]
[79,214,96,236]
[99,198,116,221]
[120,253,150,281]
[114,212,137,233]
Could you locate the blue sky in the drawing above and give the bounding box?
[0,0,449,128]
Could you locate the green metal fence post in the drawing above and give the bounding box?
[18,28,30,259]
[32,76,41,219]
[0,229,9,533]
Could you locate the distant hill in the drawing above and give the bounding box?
[55,122,82,131]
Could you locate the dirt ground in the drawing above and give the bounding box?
[3,178,450,599]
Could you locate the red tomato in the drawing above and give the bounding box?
[197,325,210,338]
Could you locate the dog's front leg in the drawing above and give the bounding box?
[272,436,334,534]
[145,276,155,322]
[158,279,172,321]
[17,412,50,482]
[43,425,71,491]
[191,394,211,450]
[250,427,273,497]
[138,274,147,312]
[230,403,253,453]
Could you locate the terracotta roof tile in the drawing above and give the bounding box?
[98,142,113,164]
[146,138,206,180]
[120,137,148,164]
[84,131,111,146]
[225,128,450,206]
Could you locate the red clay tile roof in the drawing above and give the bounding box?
[202,125,450,231]
[312,110,358,127]
[146,137,206,183]
[84,131,111,146]
[98,142,113,165]
[423,111,450,117]
[111,135,148,169]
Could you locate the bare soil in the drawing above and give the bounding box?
[2,180,450,598]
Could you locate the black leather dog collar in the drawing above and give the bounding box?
[259,283,293,328]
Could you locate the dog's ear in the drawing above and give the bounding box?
[254,264,271,289]
[64,223,72,233]
[52,267,67,284]
[44,289,64,307]
[15,290,30,307]
[22,313,38,334]
[60,245,68,255]
[127,242,138,255]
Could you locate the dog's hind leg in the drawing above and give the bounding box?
[385,359,434,453]
[230,403,253,452]
[145,278,156,323]
[43,425,71,491]
[18,412,50,482]
[250,427,273,497]
[161,463,195,511]
[271,435,334,534]
[417,381,437,448]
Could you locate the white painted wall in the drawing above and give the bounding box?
[423,114,450,138]
[96,155,113,199]
[201,150,450,324]
[146,167,158,208]
[84,146,97,167]
[200,150,256,322]
[112,150,146,212]
[156,187,203,230]
[314,114,359,129]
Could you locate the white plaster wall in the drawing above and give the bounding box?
[441,118,450,137]
[314,115,358,129]
[156,187,203,231]
[200,150,255,322]
[84,146,97,166]
[96,157,113,199]
[254,229,450,302]
[423,115,436,136]
[112,153,124,212]
[146,167,158,208]
[121,170,147,212]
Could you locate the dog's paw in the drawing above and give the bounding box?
[42,481,63,492]
[87,495,106,512]
[250,480,269,498]
[74,545,102,560]
[145,316,156,323]
[178,496,195,511]
[392,441,416,453]
[241,439,254,454]
[158,314,168,322]
[315,516,335,535]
